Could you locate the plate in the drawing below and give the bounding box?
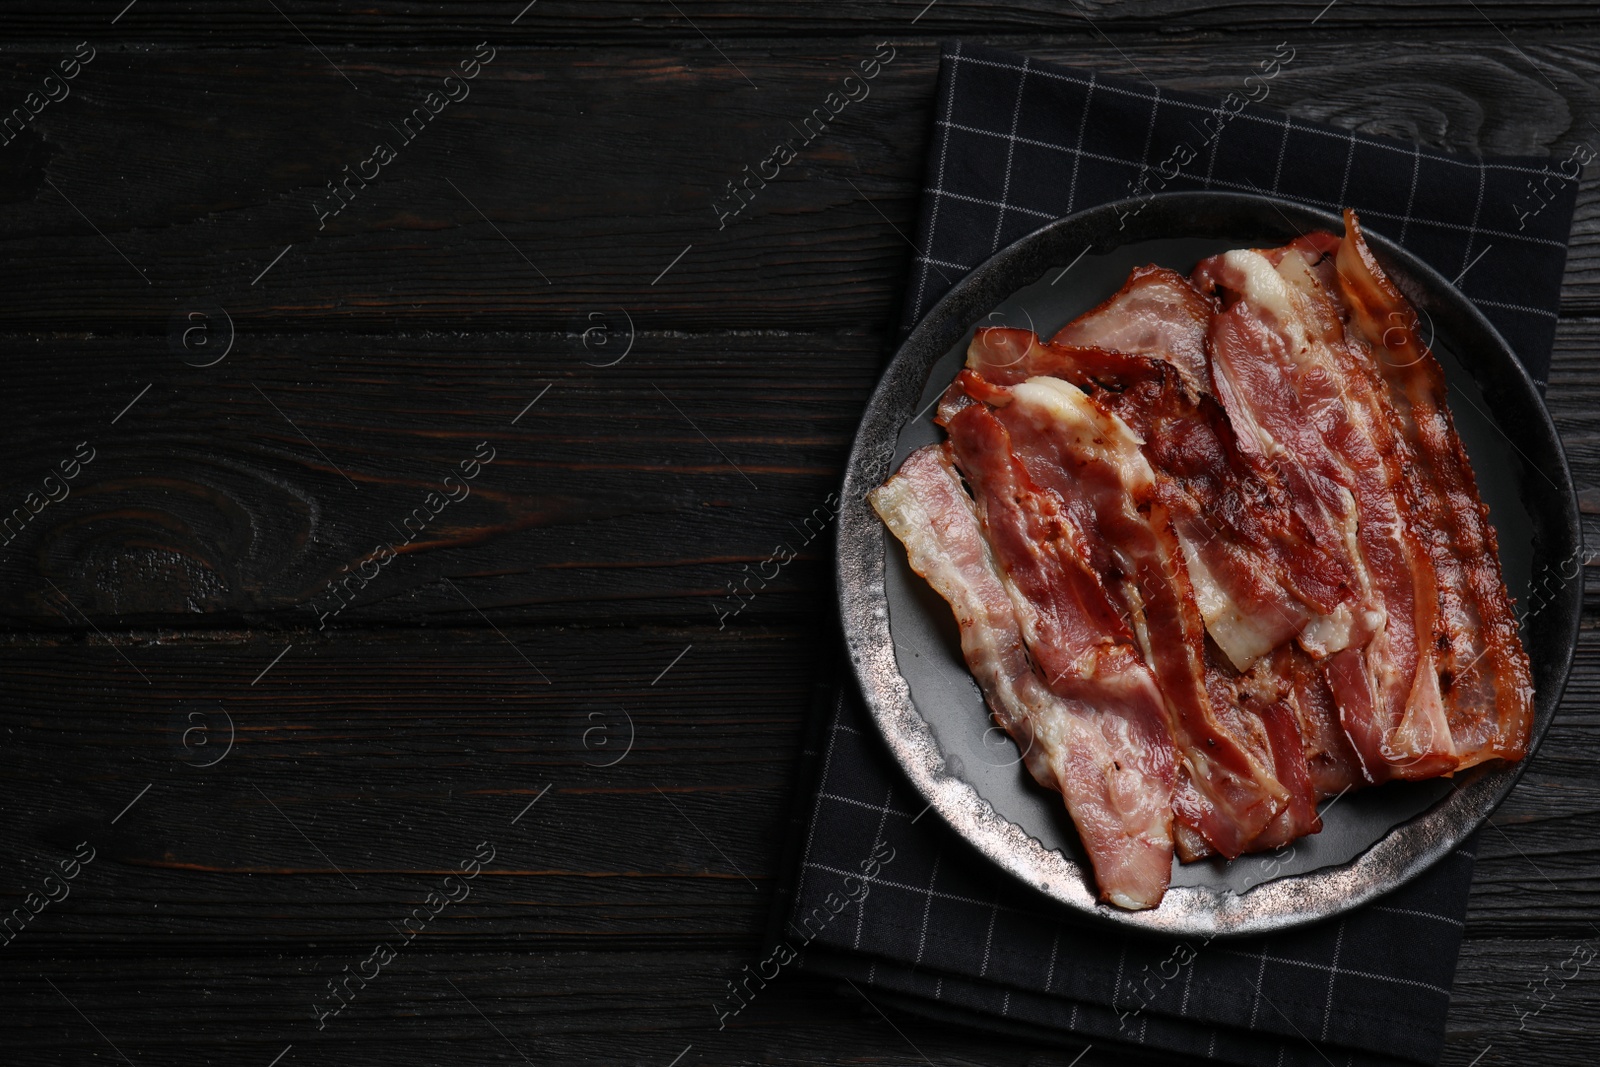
[836,192,1581,936]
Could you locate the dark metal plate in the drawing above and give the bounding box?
[836,192,1581,936]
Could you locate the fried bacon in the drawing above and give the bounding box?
[967,329,1354,671]
[1196,242,1461,781]
[1271,643,1366,799]
[1328,210,1534,769]
[1050,265,1214,397]
[952,368,1303,858]
[870,211,1532,907]
[869,445,1176,909]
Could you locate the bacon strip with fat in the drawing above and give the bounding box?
[1270,644,1366,799]
[869,444,1177,908]
[1050,265,1215,397]
[868,219,1535,902]
[953,369,1308,856]
[1327,210,1534,768]
[1195,242,1457,780]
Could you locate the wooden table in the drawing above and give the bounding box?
[1,4,1595,1064]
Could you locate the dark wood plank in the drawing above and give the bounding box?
[2,618,1598,950]
[1447,938,1600,1065]
[0,329,878,627]
[0,1,1595,45]
[0,37,1594,333]
[3,315,1599,627]
[0,623,817,953]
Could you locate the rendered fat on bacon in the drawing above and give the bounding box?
[869,444,1177,909]
[1194,214,1532,781]
[1195,237,1459,781]
[1050,265,1214,397]
[967,328,1355,674]
[1327,211,1534,768]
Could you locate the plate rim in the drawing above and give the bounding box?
[835,190,1582,937]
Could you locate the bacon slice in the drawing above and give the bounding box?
[1051,265,1214,397]
[869,444,1176,908]
[1178,642,1360,858]
[870,219,1532,904]
[1195,243,1457,781]
[942,403,1136,688]
[968,328,1354,672]
[1326,210,1535,769]
[953,369,1301,857]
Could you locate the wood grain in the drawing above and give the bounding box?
[0,1,1596,44]
[0,317,1595,627]
[0,329,878,626]
[6,950,1179,1067]
[0,37,1594,333]
[2,8,1599,1067]
[0,951,1594,1067]
[2,947,1590,1067]
[0,623,819,954]
[1,619,1597,950]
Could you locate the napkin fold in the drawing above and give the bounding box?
[776,42,1581,1067]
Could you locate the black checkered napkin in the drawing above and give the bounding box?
[904,42,1578,384]
[787,682,1475,1067]
[779,43,1580,1067]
